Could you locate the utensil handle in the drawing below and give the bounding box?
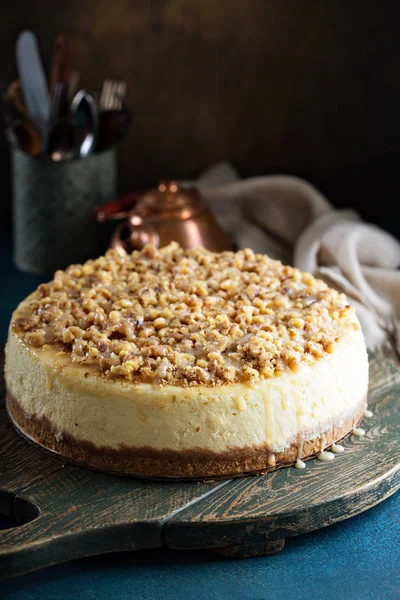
[7,121,42,156]
[6,80,27,116]
[96,100,132,152]
[50,82,69,120]
[112,100,132,143]
[51,35,72,88]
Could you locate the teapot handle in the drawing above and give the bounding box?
[110,214,160,256]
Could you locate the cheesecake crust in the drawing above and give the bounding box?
[6,390,366,480]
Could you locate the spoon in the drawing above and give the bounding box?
[47,90,98,161]
[70,89,98,157]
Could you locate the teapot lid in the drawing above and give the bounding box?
[135,181,203,220]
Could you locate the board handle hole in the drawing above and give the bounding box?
[0,489,40,529]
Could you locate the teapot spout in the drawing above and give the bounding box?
[95,192,140,222]
[111,215,160,256]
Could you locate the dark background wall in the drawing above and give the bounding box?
[1,1,400,234]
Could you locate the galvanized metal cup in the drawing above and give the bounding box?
[11,147,117,276]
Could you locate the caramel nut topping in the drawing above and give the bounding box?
[12,243,358,386]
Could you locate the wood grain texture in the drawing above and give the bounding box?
[0,348,399,577]
[0,405,64,496]
[0,464,226,577]
[164,383,400,550]
[367,350,400,399]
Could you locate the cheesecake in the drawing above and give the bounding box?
[5,243,369,479]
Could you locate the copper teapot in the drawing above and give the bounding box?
[96,181,231,255]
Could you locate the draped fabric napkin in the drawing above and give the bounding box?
[191,162,400,362]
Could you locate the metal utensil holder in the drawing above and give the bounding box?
[12,147,117,276]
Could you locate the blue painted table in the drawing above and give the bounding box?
[1,230,399,600]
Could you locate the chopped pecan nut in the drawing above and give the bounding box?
[11,242,357,385]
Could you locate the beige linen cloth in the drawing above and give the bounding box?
[191,162,400,362]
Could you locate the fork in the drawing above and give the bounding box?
[99,79,127,111]
[97,79,130,151]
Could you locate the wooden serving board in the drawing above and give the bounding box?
[1,348,399,578]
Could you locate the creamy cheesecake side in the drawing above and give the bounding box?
[4,243,369,478]
[5,326,368,477]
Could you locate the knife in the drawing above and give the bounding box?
[16,30,51,151]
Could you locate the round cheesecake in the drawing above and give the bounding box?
[5,243,369,479]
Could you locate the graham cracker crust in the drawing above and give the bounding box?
[6,390,366,480]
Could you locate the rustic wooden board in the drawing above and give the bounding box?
[367,350,400,398]
[0,351,66,519]
[0,403,65,495]
[165,384,400,551]
[0,465,228,577]
[0,349,399,577]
